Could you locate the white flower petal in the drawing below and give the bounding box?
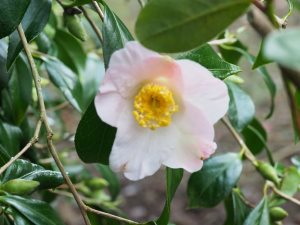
[94,92,126,127]
[107,42,182,98]
[110,105,165,180]
[177,59,229,124]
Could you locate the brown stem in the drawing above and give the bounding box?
[221,118,258,166]
[80,6,103,45]
[17,24,92,225]
[251,0,266,12]
[92,1,104,21]
[270,183,300,207]
[0,120,42,175]
[17,24,140,225]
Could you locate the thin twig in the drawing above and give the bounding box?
[271,184,300,207]
[17,24,91,225]
[221,118,258,166]
[251,0,266,12]
[92,1,104,21]
[85,206,139,224]
[17,24,139,225]
[79,6,103,45]
[0,120,42,175]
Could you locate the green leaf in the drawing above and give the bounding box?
[43,56,82,112]
[6,0,52,70]
[2,54,32,125]
[188,153,242,208]
[1,159,64,190]
[54,29,87,74]
[219,39,247,64]
[97,165,120,200]
[175,44,241,79]
[157,168,183,225]
[0,145,11,167]
[280,166,300,196]
[75,2,132,165]
[243,198,270,225]
[78,54,105,112]
[0,0,31,39]
[242,118,267,155]
[224,188,252,225]
[11,209,34,225]
[0,195,64,225]
[226,81,255,131]
[135,0,251,53]
[222,44,276,118]
[0,40,9,93]
[269,166,300,207]
[102,2,134,68]
[264,28,300,71]
[75,102,117,165]
[252,41,272,69]
[0,122,22,156]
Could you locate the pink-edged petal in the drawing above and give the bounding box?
[109,41,160,68]
[176,59,229,124]
[94,92,127,127]
[107,43,182,98]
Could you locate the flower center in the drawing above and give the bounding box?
[133,83,179,130]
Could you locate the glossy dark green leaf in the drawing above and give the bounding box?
[243,198,270,225]
[264,29,300,71]
[135,0,251,53]
[0,195,65,225]
[226,81,255,131]
[175,44,241,79]
[0,145,10,167]
[0,40,9,93]
[252,41,272,69]
[75,2,132,165]
[188,153,242,208]
[43,56,82,112]
[157,168,183,225]
[1,159,64,190]
[0,122,22,156]
[11,209,34,225]
[219,39,247,64]
[242,118,267,155]
[6,0,52,70]
[222,44,276,118]
[0,0,30,39]
[97,165,120,200]
[75,102,117,165]
[224,188,252,225]
[2,54,32,125]
[54,29,87,74]
[102,2,134,68]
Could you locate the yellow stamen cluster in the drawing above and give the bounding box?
[133,83,178,130]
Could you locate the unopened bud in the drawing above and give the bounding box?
[270,207,288,221]
[257,161,280,185]
[86,178,109,190]
[1,179,40,195]
[64,13,87,41]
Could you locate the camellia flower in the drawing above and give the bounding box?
[95,41,229,180]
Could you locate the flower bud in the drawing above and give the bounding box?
[0,179,40,195]
[86,178,109,190]
[64,13,87,41]
[257,161,280,185]
[270,207,288,221]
